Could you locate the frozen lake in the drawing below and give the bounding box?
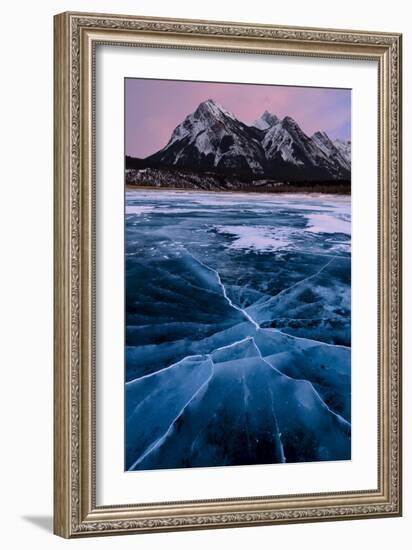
[125,190,351,471]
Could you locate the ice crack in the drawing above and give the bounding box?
[183,248,260,329]
[128,361,215,470]
[256,256,338,308]
[272,329,350,350]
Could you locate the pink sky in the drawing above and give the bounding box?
[125,78,351,158]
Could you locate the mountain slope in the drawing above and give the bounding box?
[312,131,351,172]
[334,138,351,164]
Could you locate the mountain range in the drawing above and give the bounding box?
[126,99,351,187]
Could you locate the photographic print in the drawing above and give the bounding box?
[124,78,352,472]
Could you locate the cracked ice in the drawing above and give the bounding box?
[125,190,351,471]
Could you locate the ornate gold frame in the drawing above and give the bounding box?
[53,11,402,538]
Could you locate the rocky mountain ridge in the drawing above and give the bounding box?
[126,99,351,189]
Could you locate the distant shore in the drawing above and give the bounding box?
[125,167,350,195]
[125,183,351,195]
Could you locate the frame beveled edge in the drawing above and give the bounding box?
[53,11,402,538]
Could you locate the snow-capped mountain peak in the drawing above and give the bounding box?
[140,99,351,182]
[168,99,233,144]
[252,110,280,130]
[194,98,237,121]
[262,121,302,166]
[147,98,267,177]
[281,115,300,129]
[261,115,316,168]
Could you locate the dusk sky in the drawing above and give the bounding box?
[125,78,351,158]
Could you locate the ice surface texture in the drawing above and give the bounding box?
[125,191,351,470]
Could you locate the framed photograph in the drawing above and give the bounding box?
[53,12,402,538]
